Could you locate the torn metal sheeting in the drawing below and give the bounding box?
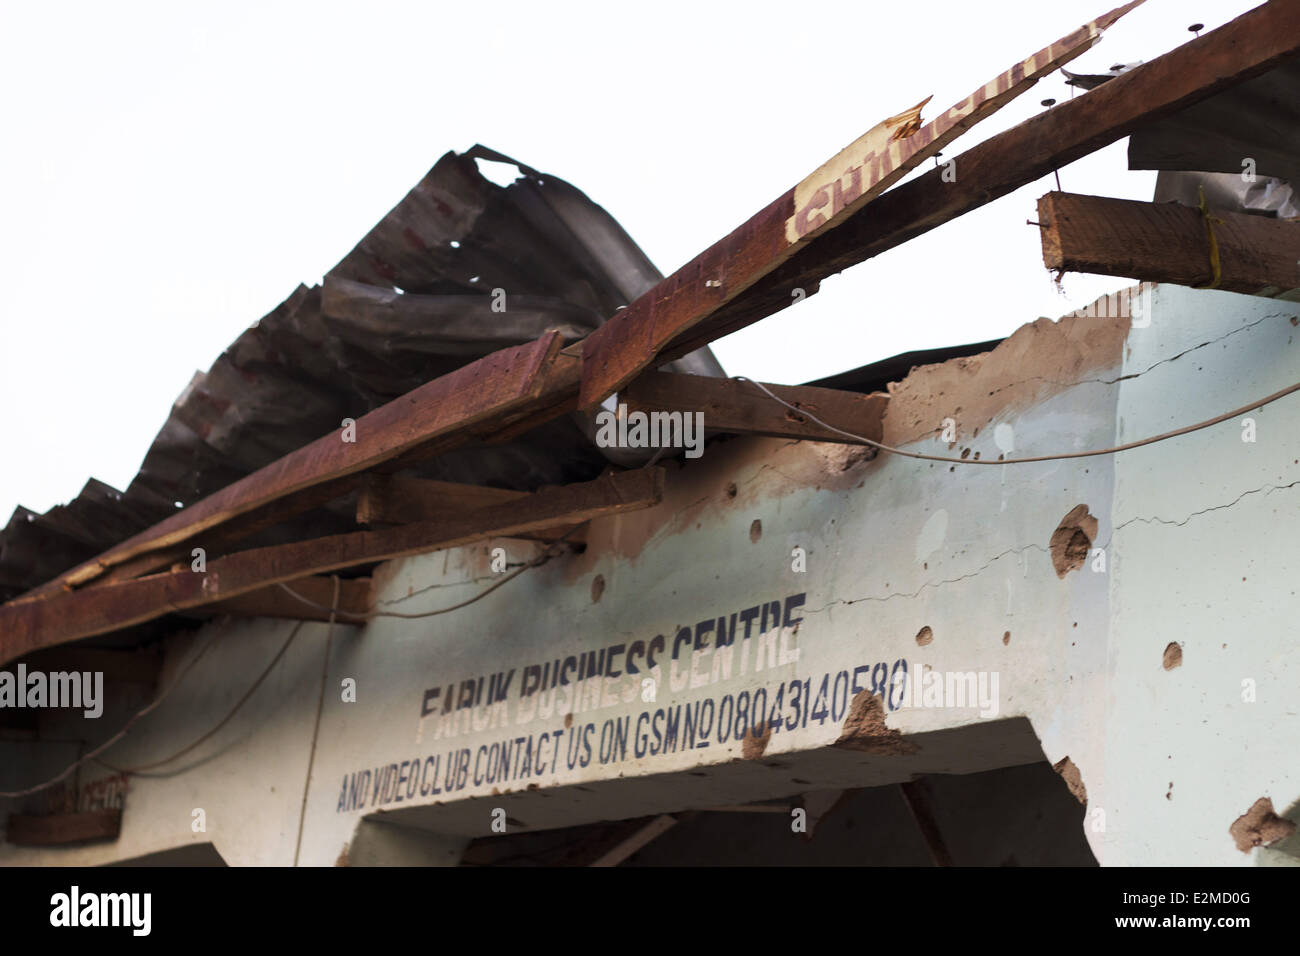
[0,147,723,607]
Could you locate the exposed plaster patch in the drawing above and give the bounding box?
[882,311,1127,448]
[1052,756,1087,806]
[590,574,605,604]
[915,626,934,646]
[833,691,918,755]
[1050,505,1098,578]
[1229,797,1296,852]
[742,724,773,760]
[1162,642,1183,670]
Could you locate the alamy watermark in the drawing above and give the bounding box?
[0,665,103,718]
[594,403,704,459]
[894,662,999,718]
[1064,284,1153,328]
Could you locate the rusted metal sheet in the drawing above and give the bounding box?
[577,1,1144,408]
[1,147,720,607]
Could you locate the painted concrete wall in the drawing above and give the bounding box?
[2,283,1297,866]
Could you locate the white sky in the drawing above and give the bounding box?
[0,0,1259,521]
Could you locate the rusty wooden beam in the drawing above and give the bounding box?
[0,469,663,662]
[204,575,373,623]
[696,0,1300,355]
[22,332,567,599]
[6,809,122,846]
[623,372,887,445]
[357,476,586,543]
[1039,190,1300,297]
[577,2,1144,407]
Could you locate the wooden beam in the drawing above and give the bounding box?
[898,781,953,867]
[662,0,1300,364]
[356,476,586,543]
[588,815,678,867]
[23,331,567,598]
[1038,190,1300,297]
[20,0,1286,626]
[622,372,887,445]
[204,575,373,623]
[576,2,1143,407]
[0,469,663,662]
[6,809,122,846]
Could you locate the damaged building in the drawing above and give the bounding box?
[1,0,1299,867]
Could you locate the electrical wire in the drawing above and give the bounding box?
[0,630,221,798]
[293,578,336,866]
[94,621,304,776]
[733,376,1300,465]
[274,522,587,621]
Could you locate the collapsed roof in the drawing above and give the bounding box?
[3,0,1299,662]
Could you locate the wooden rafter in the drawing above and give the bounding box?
[1039,190,1300,297]
[356,476,586,543]
[204,575,373,623]
[7,1,1293,659]
[659,0,1300,365]
[576,1,1143,407]
[23,332,570,599]
[622,372,887,445]
[0,469,663,663]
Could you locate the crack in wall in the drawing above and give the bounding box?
[803,479,1299,610]
[979,312,1280,404]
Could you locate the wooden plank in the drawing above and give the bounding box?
[0,469,664,662]
[1038,190,1300,297]
[7,809,122,846]
[588,815,678,867]
[622,372,888,445]
[704,0,1300,348]
[356,476,586,543]
[25,332,566,597]
[204,575,373,622]
[576,2,1143,407]
[898,781,953,867]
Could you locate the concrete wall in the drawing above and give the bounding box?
[2,283,1297,866]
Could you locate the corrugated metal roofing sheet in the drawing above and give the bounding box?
[0,146,723,604]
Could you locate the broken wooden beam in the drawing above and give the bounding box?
[356,476,586,543]
[1038,190,1300,297]
[674,0,1300,362]
[204,575,373,623]
[622,372,887,446]
[576,2,1143,407]
[0,468,663,662]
